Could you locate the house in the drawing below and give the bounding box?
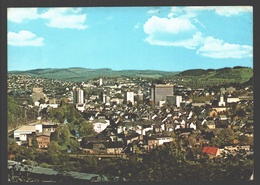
[92,120,110,133]
[125,133,140,145]
[124,140,147,154]
[219,115,228,121]
[153,124,163,135]
[189,122,197,130]
[175,128,194,137]
[76,103,86,112]
[202,146,220,158]
[42,123,58,132]
[81,142,94,154]
[224,145,251,152]
[147,136,173,151]
[165,123,174,132]
[147,138,160,151]
[206,120,216,129]
[93,142,124,154]
[36,131,51,148]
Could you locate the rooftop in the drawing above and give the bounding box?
[154,84,174,88]
[14,125,35,132]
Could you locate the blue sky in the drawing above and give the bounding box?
[7,6,253,72]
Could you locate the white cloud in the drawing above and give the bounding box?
[214,6,253,17]
[169,6,252,18]
[168,7,209,19]
[41,8,87,29]
[8,8,39,23]
[8,8,88,30]
[193,18,205,28]
[197,36,252,58]
[145,31,203,49]
[143,7,252,59]
[143,15,203,49]
[8,30,44,46]
[144,15,195,35]
[147,9,160,14]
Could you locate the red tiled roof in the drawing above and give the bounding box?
[202,146,219,155]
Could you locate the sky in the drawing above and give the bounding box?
[7,6,253,72]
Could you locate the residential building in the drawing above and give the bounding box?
[36,131,51,148]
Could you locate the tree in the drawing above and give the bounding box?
[48,141,61,154]
[216,128,236,147]
[39,98,45,104]
[79,121,95,137]
[113,141,253,182]
[8,95,22,126]
[47,141,61,164]
[51,125,70,145]
[60,97,68,107]
[59,125,70,144]
[67,138,79,153]
[31,134,38,149]
[237,109,247,119]
[23,147,35,161]
[238,134,253,146]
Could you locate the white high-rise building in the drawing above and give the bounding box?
[103,94,107,103]
[126,92,134,103]
[77,88,84,104]
[176,95,182,107]
[99,78,103,86]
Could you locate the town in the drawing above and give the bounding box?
[7,70,254,182]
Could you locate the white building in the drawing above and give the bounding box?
[99,78,103,86]
[93,120,110,133]
[218,94,226,107]
[159,100,166,107]
[77,88,84,104]
[189,122,197,130]
[103,94,107,103]
[14,124,42,142]
[227,97,240,103]
[76,103,85,112]
[176,95,182,107]
[126,92,134,103]
[157,137,174,145]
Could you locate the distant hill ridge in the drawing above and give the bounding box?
[8,66,252,83]
[8,67,179,82]
[178,66,252,76]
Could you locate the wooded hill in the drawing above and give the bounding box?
[172,66,253,89]
[177,66,252,82]
[8,67,178,82]
[8,66,253,88]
